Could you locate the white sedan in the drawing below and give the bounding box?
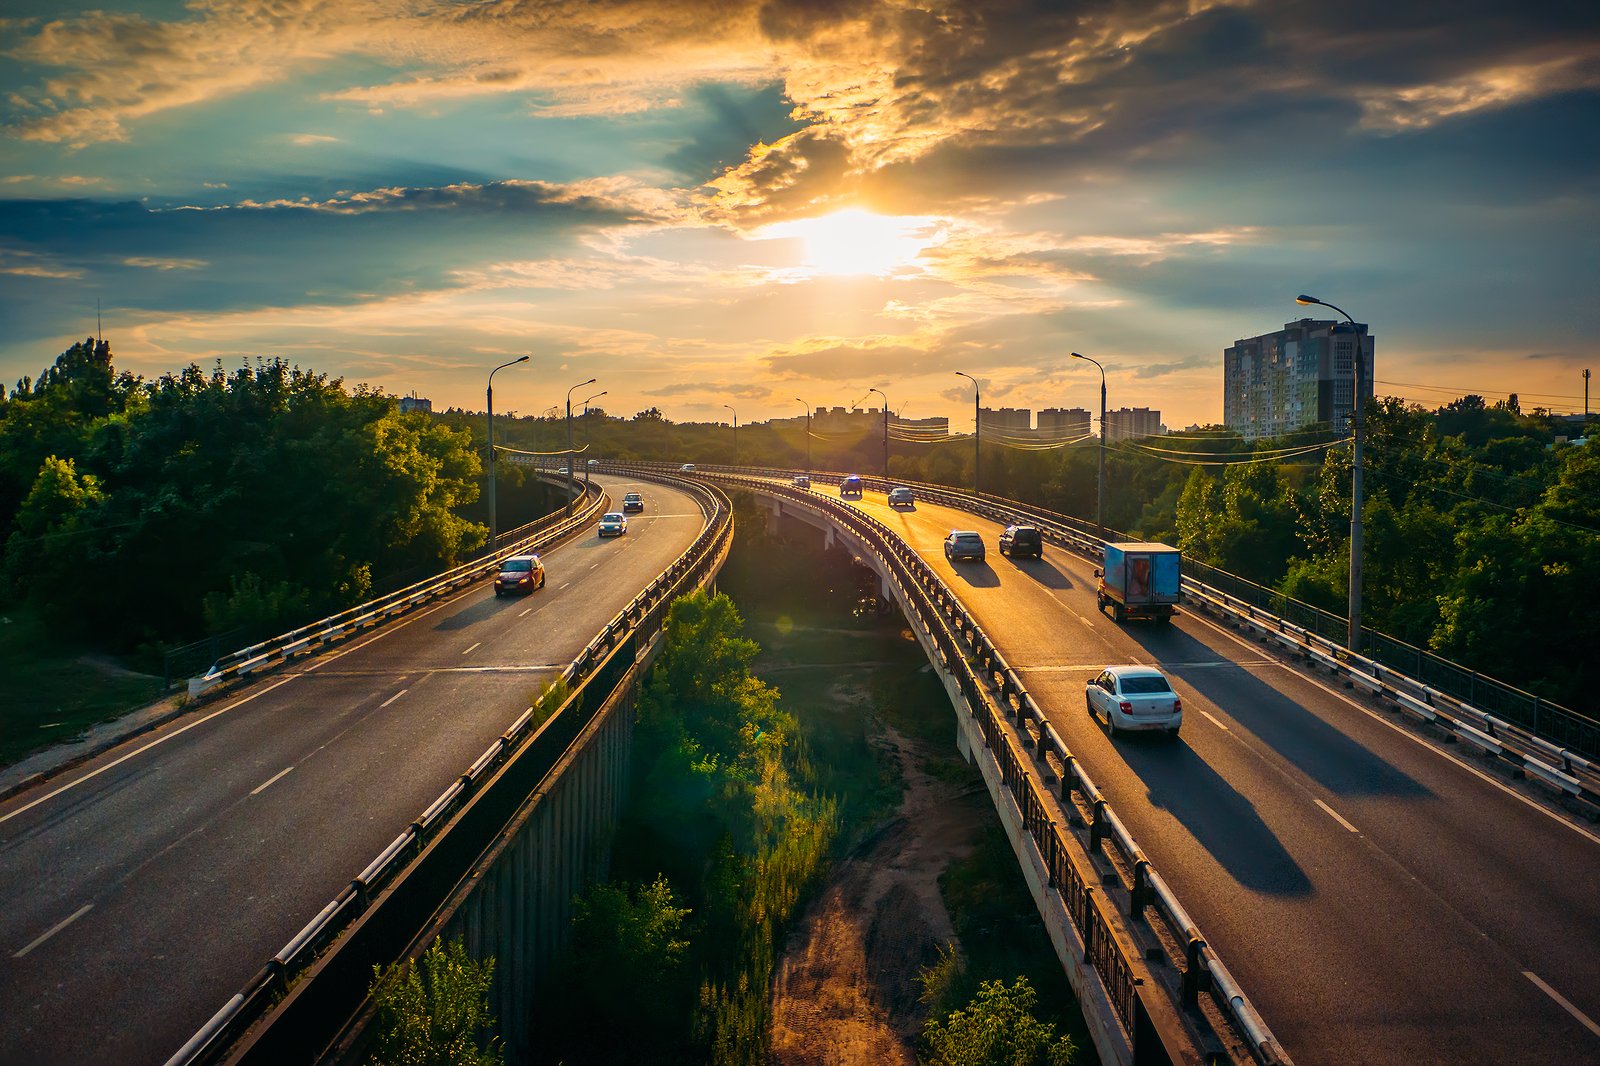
[1085,666,1182,737]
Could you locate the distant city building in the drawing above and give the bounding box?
[892,415,950,434]
[399,394,432,414]
[978,407,1031,431]
[1224,318,1375,441]
[813,406,881,432]
[1038,407,1092,438]
[1104,407,1164,441]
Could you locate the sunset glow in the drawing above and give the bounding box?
[757,210,943,278]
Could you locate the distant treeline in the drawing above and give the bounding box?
[0,339,485,655]
[463,399,1599,713]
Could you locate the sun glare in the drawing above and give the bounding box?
[757,209,940,277]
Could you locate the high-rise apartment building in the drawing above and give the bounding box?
[1038,407,1092,437]
[978,407,1031,431]
[1224,318,1375,440]
[1104,407,1163,441]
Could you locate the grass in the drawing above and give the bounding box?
[0,606,164,769]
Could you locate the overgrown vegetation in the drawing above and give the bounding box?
[366,937,502,1066]
[921,977,1077,1066]
[537,589,837,1065]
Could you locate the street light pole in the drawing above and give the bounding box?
[795,398,812,471]
[955,372,980,496]
[867,387,888,478]
[580,390,606,486]
[1071,353,1106,540]
[565,376,596,516]
[1297,294,1368,653]
[486,355,529,547]
[723,404,738,466]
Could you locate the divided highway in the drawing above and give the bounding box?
[829,484,1600,1065]
[0,475,708,1066]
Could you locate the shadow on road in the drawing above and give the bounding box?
[1111,732,1313,897]
[1123,621,1432,801]
[434,589,540,629]
[947,561,1001,588]
[1005,556,1074,590]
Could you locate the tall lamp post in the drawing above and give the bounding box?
[1297,294,1368,652]
[486,355,529,547]
[580,390,606,485]
[722,404,738,466]
[1070,353,1106,540]
[955,372,980,496]
[795,398,812,471]
[565,376,596,515]
[867,387,888,478]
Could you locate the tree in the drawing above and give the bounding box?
[921,977,1076,1066]
[366,937,502,1066]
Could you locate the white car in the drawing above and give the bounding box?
[679,463,697,473]
[598,512,627,537]
[1085,666,1182,737]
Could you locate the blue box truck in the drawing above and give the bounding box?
[1096,542,1180,622]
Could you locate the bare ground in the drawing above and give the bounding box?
[768,708,987,1066]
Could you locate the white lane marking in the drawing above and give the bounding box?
[0,676,297,828]
[13,904,93,959]
[461,642,481,656]
[1013,665,1110,673]
[249,766,294,796]
[1077,616,1096,629]
[518,607,535,617]
[1200,710,1231,732]
[1524,972,1600,1038]
[1183,609,1600,849]
[1314,798,1359,834]
[560,582,571,590]
[379,688,408,708]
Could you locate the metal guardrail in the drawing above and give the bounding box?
[187,477,607,697]
[166,474,733,1066]
[653,466,1288,1065]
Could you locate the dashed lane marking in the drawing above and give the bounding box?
[379,688,407,708]
[249,766,294,796]
[1524,972,1600,1038]
[461,642,481,656]
[13,905,93,959]
[1200,711,1231,732]
[1314,798,1359,834]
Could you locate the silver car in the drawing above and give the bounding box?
[1085,666,1182,737]
[597,512,627,537]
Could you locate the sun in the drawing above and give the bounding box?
[757,209,941,277]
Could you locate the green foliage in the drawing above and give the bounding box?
[920,977,1076,1066]
[0,341,485,651]
[366,937,502,1066]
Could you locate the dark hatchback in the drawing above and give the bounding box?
[943,530,986,562]
[999,524,1043,559]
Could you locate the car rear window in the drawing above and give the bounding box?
[502,559,533,572]
[1119,675,1172,695]
[954,534,982,546]
[1014,527,1040,541]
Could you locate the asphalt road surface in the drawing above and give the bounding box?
[826,481,1600,1066]
[0,475,707,1066]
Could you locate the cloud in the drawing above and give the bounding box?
[1132,353,1214,379]
[0,248,82,279]
[289,133,340,146]
[1359,52,1600,132]
[124,256,207,271]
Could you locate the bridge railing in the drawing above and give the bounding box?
[166,474,732,1066]
[188,476,607,697]
[675,467,1289,1066]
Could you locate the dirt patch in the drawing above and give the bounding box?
[768,720,988,1065]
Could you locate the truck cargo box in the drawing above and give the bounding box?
[1098,542,1181,621]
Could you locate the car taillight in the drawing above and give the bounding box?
[1172,698,1182,712]
[1119,701,1133,714]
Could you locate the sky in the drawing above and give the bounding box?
[2,0,1598,432]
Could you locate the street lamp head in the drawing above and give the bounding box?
[515,355,530,363]
[1296,294,1322,307]
[1070,352,1084,360]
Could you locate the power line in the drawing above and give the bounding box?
[1113,437,1349,466]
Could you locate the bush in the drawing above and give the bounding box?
[921,977,1076,1066]
[366,937,502,1066]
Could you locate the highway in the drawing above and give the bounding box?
[826,483,1600,1065]
[0,475,707,1066]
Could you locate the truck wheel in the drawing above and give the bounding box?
[1113,603,1125,623]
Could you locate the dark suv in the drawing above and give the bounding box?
[999,524,1043,559]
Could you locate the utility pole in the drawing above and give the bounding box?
[486,356,529,547]
[955,372,980,496]
[1585,368,1591,420]
[867,387,888,478]
[1298,295,1368,653]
